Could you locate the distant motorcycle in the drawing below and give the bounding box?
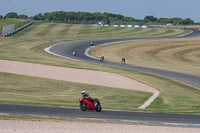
[73,50,77,56]
[79,96,102,112]
[90,41,94,46]
[100,56,104,62]
[121,58,125,64]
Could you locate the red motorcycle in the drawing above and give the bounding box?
[121,58,125,64]
[79,96,102,112]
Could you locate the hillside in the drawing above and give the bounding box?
[13,23,190,41]
[0,18,28,33]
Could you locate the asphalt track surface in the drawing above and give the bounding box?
[1,103,200,126]
[1,29,200,126]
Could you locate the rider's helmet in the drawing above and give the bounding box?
[81,90,86,95]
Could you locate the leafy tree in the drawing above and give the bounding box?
[0,15,3,19]
[168,18,180,25]
[144,15,158,22]
[158,18,172,24]
[18,14,28,19]
[157,17,194,25]
[5,12,18,18]
[30,11,195,25]
[33,13,43,20]
[181,18,194,25]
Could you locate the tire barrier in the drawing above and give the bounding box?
[112,25,147,28]
[2,21,42,37]
[97,24,147,28]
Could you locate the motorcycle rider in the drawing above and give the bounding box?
[121,58,125,64]
[90,41,94,46]
[100,55,104,62]
[73,50,77,55]
[81,90,94,103]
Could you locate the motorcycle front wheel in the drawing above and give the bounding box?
[80,102,87,111]
[95,105,102,112]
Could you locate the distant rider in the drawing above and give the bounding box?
[73,50,77,55]
[100,55,104,61]
[90,41,94,46]
[121,58,125,64]
[81,90,94,103]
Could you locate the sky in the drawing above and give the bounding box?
[0,0,199,22]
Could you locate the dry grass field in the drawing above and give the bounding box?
[90,38,200,75]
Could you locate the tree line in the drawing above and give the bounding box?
[0,12,28,19]
[0,11,196,25]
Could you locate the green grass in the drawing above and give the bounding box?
[58,24,72,35]
[12,23,190,41]
[109,68,200,113]
[36,23,57,36]
[0,72,150,110]
[0,18,27,32]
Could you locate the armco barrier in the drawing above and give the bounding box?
[1,21,43,37]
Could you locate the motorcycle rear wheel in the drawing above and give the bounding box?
[80,102,87,111]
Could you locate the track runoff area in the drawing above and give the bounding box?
[1,28,200,127]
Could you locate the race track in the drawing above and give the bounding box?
[1,28,200,126]
[1,103,200,126]
[48,31,200,89]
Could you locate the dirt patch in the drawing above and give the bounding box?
[0,120,199,133]
[0,59,158,93]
